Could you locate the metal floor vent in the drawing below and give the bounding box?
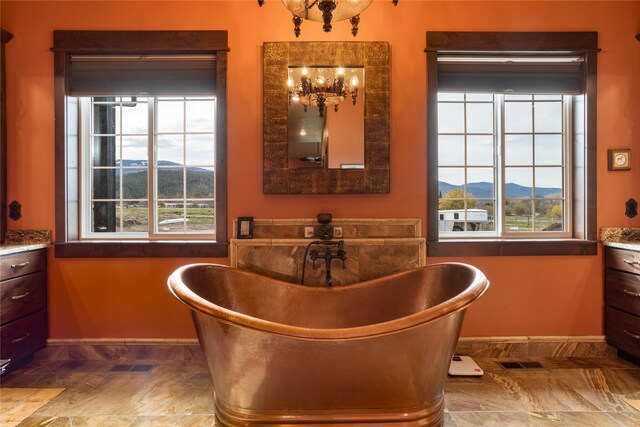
[110,364,154,372]
[499,361,543,369]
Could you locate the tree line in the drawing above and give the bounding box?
[112,169,214,199]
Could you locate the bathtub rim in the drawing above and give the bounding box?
[167,262,488,341]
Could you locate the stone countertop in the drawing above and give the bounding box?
[602,241,640,251]
[600,227,640,251]
[0,243,50,256]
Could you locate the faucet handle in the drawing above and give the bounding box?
[337,249,347,268]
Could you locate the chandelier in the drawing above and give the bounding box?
[288,67,360,117]
[258,0,399,37]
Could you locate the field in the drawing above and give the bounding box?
[449,215,563,232]
[116,207,215,233]
[504,215,563,231]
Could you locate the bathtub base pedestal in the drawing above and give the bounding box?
[214,396,445,427]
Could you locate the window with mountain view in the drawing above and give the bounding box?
[437,93,569,238]
[53,31,228,257]
[84,96,216,238]
[426,32,598,257]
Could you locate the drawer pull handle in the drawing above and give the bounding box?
[11,333,30,343]
[10,261,30,270]
[623,289,640,298]
[11,291,31,301]
[623,259,640,268]
[624,330,640,340]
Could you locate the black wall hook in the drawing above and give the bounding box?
[625,198,638,218]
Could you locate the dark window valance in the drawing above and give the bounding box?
[68,54,217,96]
[437,56,584,94]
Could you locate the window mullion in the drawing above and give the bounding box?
[564,96,573,236]
[497,94,506,237]
[80,98,91,239]
[531,98,536,232]
[118,99,124,234]
[148,99,156,239]
[183,98,188,234]
[463,95,468,231]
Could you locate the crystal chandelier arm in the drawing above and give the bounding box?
[334,72,344,96]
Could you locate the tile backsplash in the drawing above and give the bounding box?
[231,218,425,286]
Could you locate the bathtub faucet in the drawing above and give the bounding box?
[305,240,347,286]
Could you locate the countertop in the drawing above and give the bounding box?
[600,227,640,251]
[602,241,640,251]
[0,243,50,256]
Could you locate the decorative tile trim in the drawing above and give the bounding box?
[233,218,421,239]
[38,337,616,361]
[37,339,202,362]
[456,336,616,358]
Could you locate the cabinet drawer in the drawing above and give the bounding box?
[1,271,47,325]
[605,247,640,275]
[0,310,47,361]
[0,249,46,280]
[605,269,640,317]
[605,307,640,358]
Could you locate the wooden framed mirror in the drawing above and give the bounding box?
[263,42,390,194]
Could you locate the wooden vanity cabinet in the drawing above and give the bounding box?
[604,246,640,364]
[0,248,48,372]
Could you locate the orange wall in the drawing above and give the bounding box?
[2,1,639,339]
[327,91,365,168]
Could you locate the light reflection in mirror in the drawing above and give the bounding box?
[287,66,365,169]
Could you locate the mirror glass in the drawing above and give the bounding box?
[287,66,365,169]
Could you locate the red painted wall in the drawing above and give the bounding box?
[2,1,639,339]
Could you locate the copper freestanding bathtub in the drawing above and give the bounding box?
[168,262,488,426]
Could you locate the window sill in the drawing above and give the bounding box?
[427,239,598,257]
[55,240,228,258]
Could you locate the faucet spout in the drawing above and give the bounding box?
[301,240,347,286]
[324,257,333,287]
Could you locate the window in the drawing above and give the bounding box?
[82,96,216,239]
[438,92,570,238]
[54,31,229,257]
[426,32,598,256]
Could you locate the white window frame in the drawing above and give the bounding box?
[437,93,573,240]
[79,96,217,241]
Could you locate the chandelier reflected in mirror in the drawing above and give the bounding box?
[288,66,362,117]
[258,0,399,37]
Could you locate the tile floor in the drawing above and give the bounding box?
[1,356,639,426]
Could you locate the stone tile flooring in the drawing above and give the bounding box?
[0,356,639,426]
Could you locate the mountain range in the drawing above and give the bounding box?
[114,160,210,174]
[96,160,214,199]
[439,181,561,199]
